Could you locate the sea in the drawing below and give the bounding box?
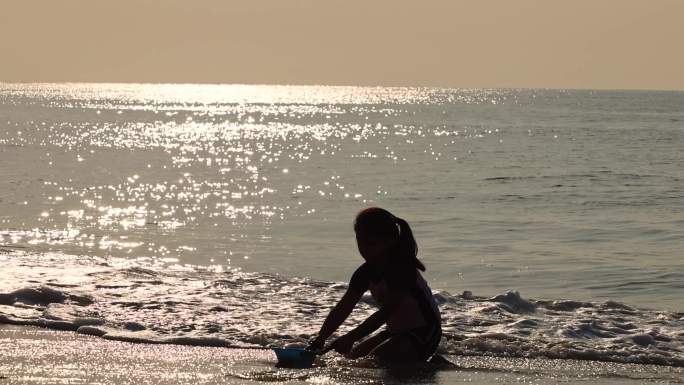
[1,83,682,368]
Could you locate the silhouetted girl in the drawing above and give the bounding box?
[308,207,441,363]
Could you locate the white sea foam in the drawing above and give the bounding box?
[1,251,682,367]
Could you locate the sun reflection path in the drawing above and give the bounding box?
[0,83,514,266]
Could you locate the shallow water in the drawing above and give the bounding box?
[1,84,683,367]
[3,325,682,385]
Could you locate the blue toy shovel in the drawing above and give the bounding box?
[273,345,333,369]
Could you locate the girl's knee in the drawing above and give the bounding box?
[370,336,421,363]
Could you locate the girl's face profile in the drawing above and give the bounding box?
[356,232,395,265]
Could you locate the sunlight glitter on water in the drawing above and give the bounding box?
[1,102,461,258]
[1,83,514,107]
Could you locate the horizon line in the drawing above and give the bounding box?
[1,81,683,93]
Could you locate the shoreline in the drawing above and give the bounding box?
[1,325,682,385]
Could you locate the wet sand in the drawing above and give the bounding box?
[1,325,681,385]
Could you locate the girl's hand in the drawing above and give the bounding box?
[330,334,355,355]
[306,336,325,352]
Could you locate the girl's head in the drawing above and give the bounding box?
[353,207,425,271]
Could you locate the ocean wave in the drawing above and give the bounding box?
[1,251,682,367]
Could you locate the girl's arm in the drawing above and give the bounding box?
[312,287,364,344]
[329,290,404,354]
[340,308,386,341]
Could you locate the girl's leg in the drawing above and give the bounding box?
[347,331,391,359]
[369,334,423,363]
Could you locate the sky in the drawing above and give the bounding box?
[1,0,683,90]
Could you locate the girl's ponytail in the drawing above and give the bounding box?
[395,217,426,271]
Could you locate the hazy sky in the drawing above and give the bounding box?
[2,0,683,90]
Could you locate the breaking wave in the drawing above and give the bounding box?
[1,251,682,367]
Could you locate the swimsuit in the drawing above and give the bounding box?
[349,262,442,360]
